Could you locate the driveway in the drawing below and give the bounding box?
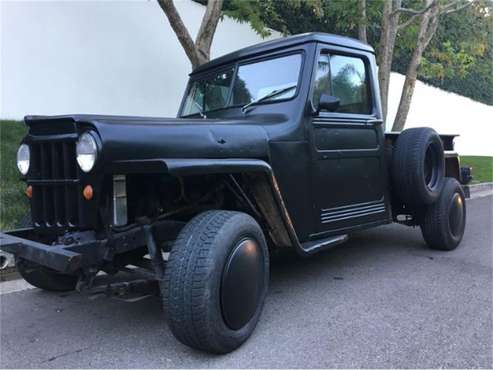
[1,195,492,368]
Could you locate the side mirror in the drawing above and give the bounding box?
[317,94,340,113]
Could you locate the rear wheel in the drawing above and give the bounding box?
[420,177,466,250]
[16,258,78,292]
[163,210,269,354]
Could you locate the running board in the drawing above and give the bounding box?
[300,234,349,255]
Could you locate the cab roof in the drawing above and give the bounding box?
[191,32,374,75]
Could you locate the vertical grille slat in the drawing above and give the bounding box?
[51,144,61,224]
[39,143,47,179]
[31,186,42,226]
[41,187,49,226]
[29,140,79,229]
[62,143,71,179]
[62,143,71,224]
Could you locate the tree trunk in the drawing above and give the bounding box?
[358,0,367,43]
[157,0,201,68]
[195,0,224,63]
[392,0,440,131]
[157,0,224,69]
[377,0,400,123]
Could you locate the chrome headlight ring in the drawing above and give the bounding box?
[76,131,98,173]
[16,144,30,175]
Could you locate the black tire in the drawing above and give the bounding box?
[163,210,269,354]
[392,127,445,206]
[16,258,78,292]
[420,177,466,251]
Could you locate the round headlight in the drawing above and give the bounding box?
[76,132,98,172]
[17,144,30,175]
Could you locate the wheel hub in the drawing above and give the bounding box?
[449,193,465,238]
[424,146,439,191]
[221,238,264,330]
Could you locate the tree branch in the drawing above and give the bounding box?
[195,0,224,62]
[397,12,424,29]
[395,1,436,30]
[423,6,441,46]
[440,0,472,15]
[392,2,434,16]
[157,0,200,68]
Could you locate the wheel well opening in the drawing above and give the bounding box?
[113,172,292,249]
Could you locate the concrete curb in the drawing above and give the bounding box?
[467,182,493,199]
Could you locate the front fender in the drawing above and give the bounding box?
[108,158,306,255]
[108,158,272,176]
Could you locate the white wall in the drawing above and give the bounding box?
[1,0,492,155]
[387,73,493,156]
[0,0,279,118]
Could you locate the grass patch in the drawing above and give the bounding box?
[460,156,493,184]
[1,120,28,230]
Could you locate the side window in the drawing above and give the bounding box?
[182,69,233,116]
[204,71,233,111]
[312,54,331,108]
[330,55,370,114]
[182,84,204,116]
[312,53,371,115]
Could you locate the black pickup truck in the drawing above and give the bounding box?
[1,33,467,353]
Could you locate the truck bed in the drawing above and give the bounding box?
[385,132,457,151]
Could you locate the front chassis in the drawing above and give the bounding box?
[0,220,183,280]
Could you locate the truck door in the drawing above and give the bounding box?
[309,50,389,237]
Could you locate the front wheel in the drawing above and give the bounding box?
[163,210,269,354]
[420,177,466,250]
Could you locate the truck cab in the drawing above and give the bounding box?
[179,32,391,244]
[0,33,467,354]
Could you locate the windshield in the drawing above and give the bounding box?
[181,53,302,116]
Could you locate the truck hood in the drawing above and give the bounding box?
[24,114,276,164]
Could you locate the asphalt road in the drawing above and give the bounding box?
[1,195,492,368]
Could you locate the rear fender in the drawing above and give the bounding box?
[445,152,460,182]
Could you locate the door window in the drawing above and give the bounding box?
[313,53,371,114]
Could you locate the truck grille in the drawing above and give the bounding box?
[29,140,80,228]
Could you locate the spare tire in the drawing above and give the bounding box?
[392,127,445,206]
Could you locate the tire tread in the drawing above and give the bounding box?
[163,210,267,353]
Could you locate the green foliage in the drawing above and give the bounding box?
[0,121,28,230]
[219,0,492,105]
[420,41,475,80]
[224,0,386,39]
[461,156,493,183]
[224,0,326,37]
[392,0,492,105]
[423,1,492,105]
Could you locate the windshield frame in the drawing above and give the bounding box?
[179,50,305,118]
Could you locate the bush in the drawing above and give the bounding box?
[0,120,28,230]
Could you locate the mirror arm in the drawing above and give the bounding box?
[308,99,319,116]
